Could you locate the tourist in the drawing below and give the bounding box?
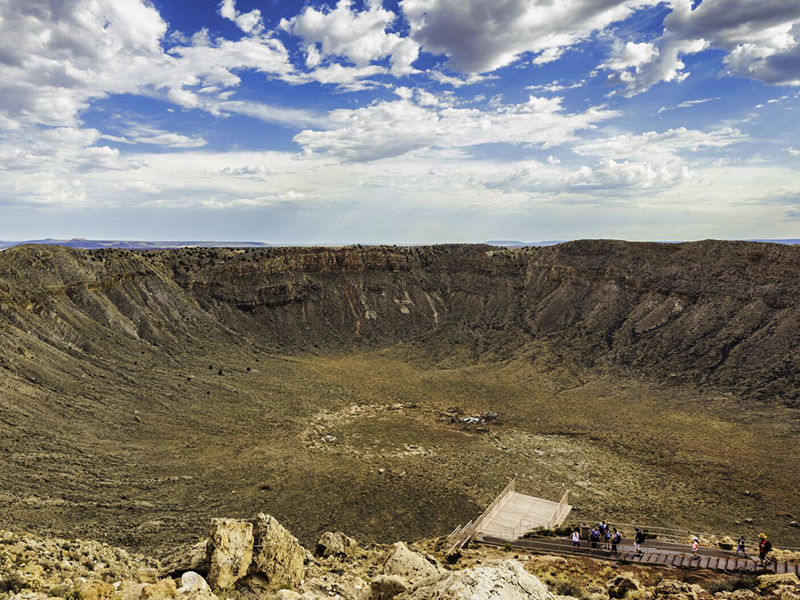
[611,528,621,555]
[572,528,581,550]
[590,526,600,551]
[634,528,645,554]
[691,536,700,559]
[736,535,747,558]
[758,533,773,566]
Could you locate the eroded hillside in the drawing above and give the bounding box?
[0,241,798,555]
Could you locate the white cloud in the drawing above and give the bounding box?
[601,41,659,71]
[674,0,800,86]
[573,127,748,163]
[218,0,264,34]
[280,0,419,76]
[601,34,709,97]
[484,158,691,196]
[0,0,167,128]
[788,148,800,157]
[657,97,721,114]
[130,133,208,148]
[426,70,495,88]
[526,79,586,93]
[400,0,660,73]
[219,164,274,179]
[293,95,618,162]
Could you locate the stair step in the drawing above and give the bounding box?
[725,558,738,571]
[655,554,670,565]
[736,558,747,571]
[707,557,719,570]
[777,563,787,574]
[699,557,710,569]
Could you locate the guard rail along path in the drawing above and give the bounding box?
[447,478,573,554]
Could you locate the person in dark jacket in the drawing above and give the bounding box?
[611,528,621,555]
[634,528,645,554]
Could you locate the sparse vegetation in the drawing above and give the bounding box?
[0,242,799,557]
[705,575,758,594]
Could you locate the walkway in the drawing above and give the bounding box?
[480,492,564,538]
[479,535,800,575]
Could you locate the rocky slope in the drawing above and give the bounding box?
[1,241,798,405]
[0,242,799,553]
[2,515,799,600]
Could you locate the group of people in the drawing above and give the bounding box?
[571,521,627,555]
[571,523,776,566]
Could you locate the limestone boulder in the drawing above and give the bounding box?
[396,560,553,600]
[607,573,642,599]
[116,581,147,600]
[370,574,408,600]
[315,532,358,558]
[138,568,159,584]
[758,574,800,590]
[175,571,220,600]
[382,542,441,584]
[653,579,698,600]
[300,573,370,600]
[141,577,178,600]
[206,519,253,590]
[244,513,305,592]
[160,541,209,579]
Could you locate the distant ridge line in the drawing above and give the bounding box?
[1,238,798,251]
[0,238,271,251]
[484,239,800,247]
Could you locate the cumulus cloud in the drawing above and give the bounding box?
[573,127,748,163]
[293,94,618,162]
[219,164,274,179]
[602,0,800,94]
[400,0,660,73]
[484,158,691,196]
[280,0,419,75]
[600,41,659,71]
[668,0,800,86]
[218,0,264,34]
[0,0,167,128]
[600,34,709,96]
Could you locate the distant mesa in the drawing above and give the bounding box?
[0,238,271,251]
[485,240,565,247]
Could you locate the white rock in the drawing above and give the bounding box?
[397,560,554,600]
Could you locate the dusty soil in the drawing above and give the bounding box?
[0,243,798,558]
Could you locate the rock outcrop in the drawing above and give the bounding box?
[653,579,699,600]
[396,560,554,600]
[315,532,359,558]
[382,542,441,584]
[206,519,253,590]
[607,573,642,599]
[244,513,306,592]
[369,575,408,600]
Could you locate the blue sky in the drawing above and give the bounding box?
[1,0,799,244]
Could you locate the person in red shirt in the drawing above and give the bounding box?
[758,533,773,566]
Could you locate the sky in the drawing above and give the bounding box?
[1,0,799,244]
